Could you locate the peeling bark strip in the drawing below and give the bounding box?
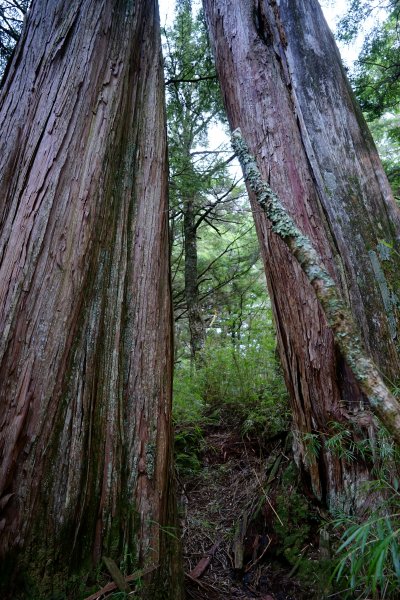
[232,129,400,445]
[0,0,182,597]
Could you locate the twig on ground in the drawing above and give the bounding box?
[83,565,157,600]
[189,540,222,579]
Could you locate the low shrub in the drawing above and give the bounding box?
[332,478,400,599]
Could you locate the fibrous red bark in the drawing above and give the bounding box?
[0,1,182,597]
[203,0,400,509]
[232,128,400,445]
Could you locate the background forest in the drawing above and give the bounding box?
[0,0,400,599]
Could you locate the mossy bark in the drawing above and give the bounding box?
[232,129,400,446]
[203,0,400,510]
[0,0,182,598]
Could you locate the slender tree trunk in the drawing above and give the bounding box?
[203,0,400,510]
[0,1,182,598]
[184,197,205,361]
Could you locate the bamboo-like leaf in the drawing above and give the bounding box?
[390,536,400,579]
[371,543,388,592]
[338,523,371,552]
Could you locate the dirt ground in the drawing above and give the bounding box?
[178,425,336,600]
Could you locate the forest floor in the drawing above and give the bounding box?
[177,422,338,600]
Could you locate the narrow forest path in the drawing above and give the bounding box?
[177,424,335,600]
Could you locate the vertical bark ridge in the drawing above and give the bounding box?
[0,1,182,597]
[273,0,400,377]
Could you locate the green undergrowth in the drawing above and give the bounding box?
[273,464,315,565]
[173,314,400,598]
[261,462,335,596]
[274,428,400,598]
[330,434,400,600]
[174,424,205,476]
[174,325,288,418]
[331,488,400,599]
[173,322,290,477]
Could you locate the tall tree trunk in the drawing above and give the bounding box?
[0,1,182,598]
[184,196,205,361]
[203,0,400,510]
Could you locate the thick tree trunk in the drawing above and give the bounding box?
[203,0,400,510]
[0,1,182,598]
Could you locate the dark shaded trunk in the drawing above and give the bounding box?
[184,197,205,361]
[203,0,400,510]
[0,0,182,597]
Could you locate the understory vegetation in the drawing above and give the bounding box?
[333,478,400,599]
[173,315,400,598]
[173,328,400,598]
